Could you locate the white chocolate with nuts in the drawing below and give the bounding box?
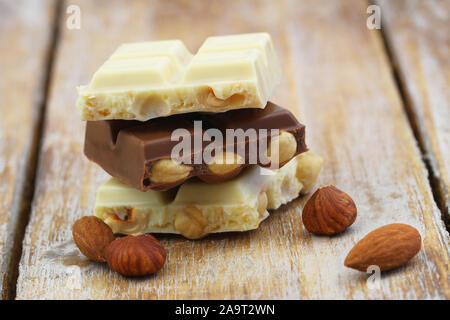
[94,152,323,239]
[77,33,280,121]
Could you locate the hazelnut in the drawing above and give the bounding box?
[150,159,192,183]
[174,206,208,239]
[296,151,324,194]
[257,191,268,217]
[105,234,166,277]
[103,208,149,235]
[266,131,297,166]
[207,152,243,175]
[72,216,115,262]
[206,91,228,107]
[302,185,357,235]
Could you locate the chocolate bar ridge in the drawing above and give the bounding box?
[77,33,281,121]
[84,102,307,191]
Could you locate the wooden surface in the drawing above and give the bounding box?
[0,0,447,299]
[378,0,450,227]
[0,0,56,298]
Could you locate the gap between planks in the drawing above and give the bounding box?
[372,1,449,231]
[2,1,63,300]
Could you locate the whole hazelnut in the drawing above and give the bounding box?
[105,234,166,277]
[302,185,357,235]
[72,216,115,262]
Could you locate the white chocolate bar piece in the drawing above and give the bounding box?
[77,33,280,121]
[94,152,323,239]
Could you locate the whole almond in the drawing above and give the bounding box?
[344,223,421,272]
[105,234,166,277]
[302,185,357,235]
[72,216,115,262]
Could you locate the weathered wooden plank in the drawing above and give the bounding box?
[377,0,450,227]
[16,0,449,299]
[0,0,57,299]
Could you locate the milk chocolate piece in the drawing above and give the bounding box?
[84,102,307,191]
[94,152,323,238]
[77,33,280,121]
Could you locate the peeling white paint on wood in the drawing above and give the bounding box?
[0,0,56,296]
[378,0,450,214]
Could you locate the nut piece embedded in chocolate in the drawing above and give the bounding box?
[150,159,193,184]
[200,152,244,183]
[174,206,209,239]
[84,102,308,191]
[94,153,323,238]
[77,33,281,121]
[257,191,269,217]
[266,131,298,166]
[296,151,324,194]
[207,152,243,175]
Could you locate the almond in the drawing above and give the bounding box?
[105,234,166,277]
[302,185,357,235]
[72,216,115,262]
[344,223,421,272]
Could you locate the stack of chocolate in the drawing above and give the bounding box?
[77,33,323,239]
